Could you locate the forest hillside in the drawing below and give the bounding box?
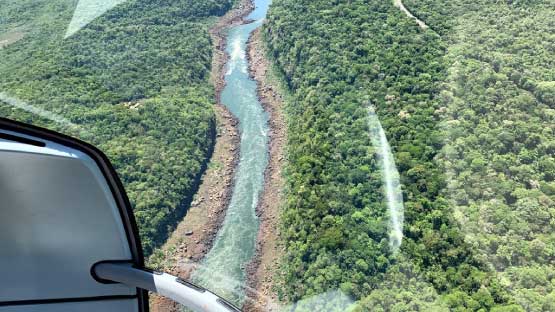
[0,0,234,255]
[264,0,554,310]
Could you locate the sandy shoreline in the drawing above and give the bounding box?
[243,27,286,312]
[150,1,253,311]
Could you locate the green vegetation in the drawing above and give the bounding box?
[3,0,554,309]
[265,0,554,310]
[0,0,234,255]
[403,0,555,309]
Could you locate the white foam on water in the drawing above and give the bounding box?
[368,106,405,252]
[226,37,246,75]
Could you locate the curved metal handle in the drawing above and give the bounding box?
[93,262,240,312]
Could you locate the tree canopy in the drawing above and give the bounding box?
[264,0,554,310]
[0,0,234,255]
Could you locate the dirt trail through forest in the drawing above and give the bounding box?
[394,0,429,30]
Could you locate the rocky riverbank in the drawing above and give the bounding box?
[243,27,286,312]
[149,1,253,311]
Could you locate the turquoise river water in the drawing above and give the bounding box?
[192,0,272,307]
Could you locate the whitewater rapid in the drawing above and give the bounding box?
[368,106,404,252]
[190,0,271,307]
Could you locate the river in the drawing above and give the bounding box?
[191,0,271,307]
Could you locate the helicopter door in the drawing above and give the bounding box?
[0,118,147,312]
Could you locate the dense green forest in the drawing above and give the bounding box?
[265,0,554,310]
[3,0,554,310]
[403,0,555,309]
[0,0,234,255]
